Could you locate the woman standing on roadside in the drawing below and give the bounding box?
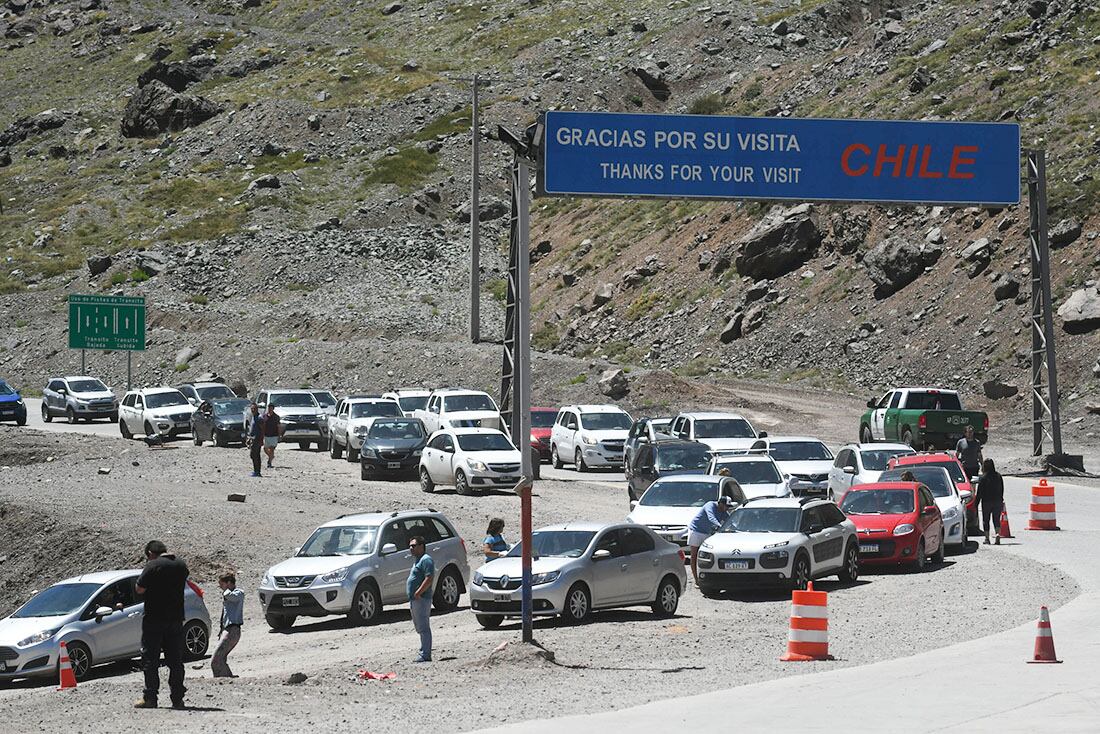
[483,518,509,562]
[977,458,1005,545]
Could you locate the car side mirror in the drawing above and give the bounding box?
[57,388,67,395]
[867,399,876,408]
[970,476,979,483]
[381,543,398,555]
[922,505,937,516]
[842,466,856,475]
[806,523,823,535]
[94,606,114,619]
[592,549,612,560]
[629,500,638,510]
[292,547,301,555]
[758,431,768,438]
[960,491,973,503]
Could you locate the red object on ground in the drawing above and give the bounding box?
[357,669,397,681]
[1027,606,1062,664]
[57,642,78,690]
[529,408,557,461]
[999,503,1013,538]
[1027,479,1060,531]
[780,582,835,662]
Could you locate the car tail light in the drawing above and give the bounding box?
[186,579,204,598]
[677,549,686,563]
[983,416,989,430]
[918,415,927,429]
[460,538,467,555]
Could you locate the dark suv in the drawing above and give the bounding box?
[627,439,712,501]
[359,417,429,480]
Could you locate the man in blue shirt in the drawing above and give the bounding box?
[211,573,244,678]
[406,536,435,663]
[688,495,734,586]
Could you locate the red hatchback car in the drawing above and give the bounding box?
[530,407,558,462]
[889,452,978,534]
[840,481,945,570]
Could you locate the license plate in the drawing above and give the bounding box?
[860,544,879,553]
[387,462,401,469]
[281,596,300,607]
[0,662,7,671]
[502,476,518,483]
[494,594,511,602]
[176,422,190,428]
[721,560,749,570]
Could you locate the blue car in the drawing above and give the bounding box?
[0,379,27,426]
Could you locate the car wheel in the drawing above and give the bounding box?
[193,431,203,446]
[348,581,382,626]
[183,621,209,660]
[64,640,92,682]
[562,583,591,624]
[860,424,873,444]
[16,415,26,426]
[419,467,435,493]
[41,403,52,423]
[551,445,563,469]
[792,554,811,590]
[215,431,228,448]
[432,568,463,612]
[575,448,588,473]
[144,420,154,437]
[360,462,370,481]
[330,436,342,459]
[902,428,915,449]
[476,614,504,629]
[297,440,309,451]
[455,470,471,496]
[109,412,118,423]
[346,440,359,462]
[265,613,295,631]
[933,531,946,564]
[66,407,76,424]
[651,575,680,617]
[119,418,132,439]
[913,539,927,571]
[838,541,859,583]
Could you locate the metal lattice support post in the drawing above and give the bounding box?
[498,159,520,436]
[1026,150,1063,457]
[470,73,481,343]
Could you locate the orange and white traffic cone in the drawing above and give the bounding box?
[1027,479,1060,531]
[1027,606,1062,664]
[57,642,78,690]
[780,582,834,661]
[999,503,1013,539]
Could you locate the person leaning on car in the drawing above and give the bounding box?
[134,540,190,710]
[687,495,734,586]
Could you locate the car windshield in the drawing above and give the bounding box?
[146,391,188,409]
[457,433,515,452]
[769,441,833,461]
[507,530,596,559]
[531,410,557,428]
[397,396,429,412]
[195,385,235,401]
[351,402,402,419]
[12,583,101,618]
[580,412,632,430]
[714,460,781,484]
[213,399,250,417]
[298,526,378,557]
[639,480,719,507]
[694,418,755,439]
[0,381,14,395]
[368,419,425,440]
[657,445,712,472]
[901,459,966,483]
[68,379,107,393]
[879,468,953,498]
[270,393,319,408]
[904,391,962,411]
[311,391,337,408]
[861,448,915,471]
[841,489,916,515]
[720,508,801,533]
[444,394,496,412]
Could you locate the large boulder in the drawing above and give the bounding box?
[591,282,614,308]
[1049,218,1082,249]
[454,197,508,223]
[734,204,823,280]
[1058,287,1100,334]
[862,237,940,299]
[121,81,221,138]
[631,63,671,101]
[137,59,214,92]
[0,109,68,147]
[719,313,743,343]
[597,368,630,399]
[175,346,200,368]
[86,254,112,276]
[983,379,1019,400]
[137,250,169,276]
[993,273,1020,301]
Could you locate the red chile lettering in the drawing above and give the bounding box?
[948,145,978,179]
[841,143,870,176]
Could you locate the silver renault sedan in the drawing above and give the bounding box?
[0,570,210,682]
[468,521,686,628]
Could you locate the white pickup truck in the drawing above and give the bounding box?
[327,396,403,461]
[414,389,502,435]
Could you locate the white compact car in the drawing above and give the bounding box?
[41,375,118,423]
[750,436,834,498]
[118,387,196,438]
[828,443,916,502]
[256,388,328,450]
[707,453,791,499]
[419,427,523,495]
[384,389,432,417]
[669,411,762,452]
[328,396,404,461]
[258,509,469,629]
[468,522,686,627]
[878,465,967,547]
[414,389,502,434]
[550,404,633,471]
[627,474,748,547]
[697,497,860,593]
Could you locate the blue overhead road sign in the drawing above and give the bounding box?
[540,111,1020,206]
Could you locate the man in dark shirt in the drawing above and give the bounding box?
[955,425,984,480]
[246,402,263,477]
[134,540,190,710]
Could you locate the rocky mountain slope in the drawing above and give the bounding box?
[1,0,1098,444]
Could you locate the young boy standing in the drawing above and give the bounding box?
[211,573,244,678]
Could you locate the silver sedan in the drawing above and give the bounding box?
[468,521,687,628]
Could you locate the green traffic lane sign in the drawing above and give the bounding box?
[68,294,146,351]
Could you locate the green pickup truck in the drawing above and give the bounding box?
[859,387,988,450]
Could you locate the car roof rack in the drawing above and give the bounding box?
[336,510,385,519]
[389,507,439,517]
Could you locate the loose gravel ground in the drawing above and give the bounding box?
[0,426,1081,732]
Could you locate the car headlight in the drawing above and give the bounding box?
[761,550,789,562]
[262,572,272,587]
[467,460,488,472]
[532,571,560,585]
[581,435,598,445]
[16,398,24,405]
[942,507,959,521]
[763,540,789,549]
[472,572,483,586]
[353,426,369,436]
[412,449,422,456]
[893,523,916,536]
[320,567,349,583]
[696,550,714,568]
[214,421,231,429]
[16,628,59,648]
[360,447,377,458]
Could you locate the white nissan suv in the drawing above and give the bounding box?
[259,509,470,630]
[550,404,633,471]
[696,497,859,594]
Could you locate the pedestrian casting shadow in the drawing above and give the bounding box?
[949,540,980,555]
[486,609,689,631]
[270,605,470,635]
[859,560,958,576]
[707,578,872,603]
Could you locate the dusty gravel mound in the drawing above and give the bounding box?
[470,641,558,670]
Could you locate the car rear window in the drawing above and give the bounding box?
[904,391,962,411]
[907,459,966,482]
